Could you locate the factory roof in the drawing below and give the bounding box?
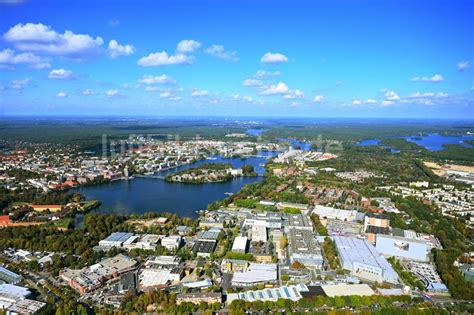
[139,269,171,288]
[198,228,222,240]
[232,263,277,284]
[193,239,217,254]
[227,284,309,304]
[101,232,135,244]
[334,236,398,283]
[232,236,248,251]
[0,284,30,298]
[321,284,375,297]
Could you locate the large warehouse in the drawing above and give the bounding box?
[375,234,428,262]
[231,263,277,287]
[334,236,399,284]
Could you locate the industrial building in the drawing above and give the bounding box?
[364,212,390,243]
[139,269,172,290]
[193,239,216,257]
[226,283,309,304]
[375,234,428,262]
[312,205,362,222]
[0,266,21,284]
[232,236,248,253]
[161,235,182,251]
[98,232,135,248]
[231,263,277,287]
[243,215,283,229]
[97,232,161,251]
[0,284,30,299]
[289,229,323,268]
[0,292,46,315]
[251,225,267,242]
[334,236,399,284]
[144,256,181,268]
[287,214,313,231]
[60,254,137,294]
[321,283,375,297]
[197,228,222,240]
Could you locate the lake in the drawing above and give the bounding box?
[357,139,400,153]
[246,128,267,136]
[404,133,474,151]
[75,152,276,219]
[357,133,474,152]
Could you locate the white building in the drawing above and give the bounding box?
[232,236,248,253]
[334,236,399,284]
[251,225,267,243]
[375,234,428,262]
[312,205,362,222]
[99,232,135,248]
[161,235,182,251]
[231,263,278,287]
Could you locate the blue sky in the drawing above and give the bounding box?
[0,0,472,118]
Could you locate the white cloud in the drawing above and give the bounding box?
[289,102,299,107]
[364,99,377,104]
[260,52,288,64]
[137,51,194,66]
[10,78,29,90]
[381,100,394,106]
[352,99,362,105]
[160,91,172,98]
[56,92,67,98]
[0,48,50,69]
[283,89,304,99]
[457,61,469,72]
[384,90,400,101]
[242,78,263,87]
[410,92,448,98]
[176,40,201,53]
[204,44,238,62]
[105,89,119,97]
[313,95,324,102]
[48,68,74,79]
[3,23,103,59]
[139,74,176,85]
[108,40,135,59]
[242,95,253,102]
[411,74,444,82]
[191,89,209,97]
[255,70,281,77]
[260,82,289,95]
[145,86,161,92]
[81,89,97,95]
[109,19,120,27]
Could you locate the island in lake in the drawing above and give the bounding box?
[165,163,257,184]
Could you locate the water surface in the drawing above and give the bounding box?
[76,153,276,219]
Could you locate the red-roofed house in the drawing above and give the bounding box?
[0,215,11,227]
